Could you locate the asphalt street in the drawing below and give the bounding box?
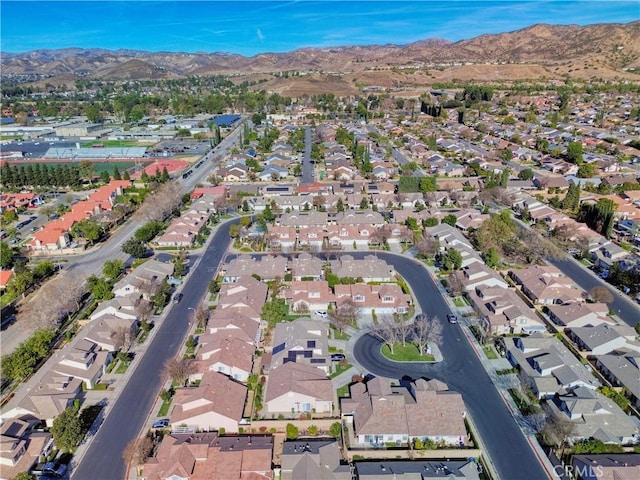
[301,125,313,184]
[349,252,551,480]
[71,221,234,480]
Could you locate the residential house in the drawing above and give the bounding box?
[169,371,247,433]
[591,243,631,270]
[269,319,330,373]
[90,297,138,322]
[334,283,411,315]
[263,362,334,416]
[546,302,613,328]
[141,433,273,480]
[290,252,324,280]
[258,165,289,181]
[335,210,385,227]
[4,372,82,426]
[509,265,584,305]
[341,378,467,448]
[278,211,328,228]
[222,255,288,282]
[192,333,255,383]
[218,164,249,182]
[594,353,640,409]
[0,270,13,290]
[330,254,395,282]
[547,386,638,445]
[0,418,52,480]
[283,280,334,313]
[455,263,509,291]
[297,227,325,251]
[217,276,269,314]
[112,259,174,299]
[504,334,600,399]
[281,439,350,480]
[83,315,139,352]
[50,339,110,389]
[571,454,640,480]
[354,460,481,480]
[567,324,640,356]
[207,310,261,346]
[468,285,545,335]
[265,226,297,251]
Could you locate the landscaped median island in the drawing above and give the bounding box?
[381,343,435,362]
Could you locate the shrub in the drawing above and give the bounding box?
[286,423,299,439]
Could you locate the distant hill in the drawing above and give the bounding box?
[2,21,639,93]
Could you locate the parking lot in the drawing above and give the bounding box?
[147,139,211,157]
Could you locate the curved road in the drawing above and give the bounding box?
[72,222,234,480]
[349,252,550,480]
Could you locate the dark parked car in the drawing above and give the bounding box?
[331,353,346,362]
[447,313,458,324]
[173,293,183,304]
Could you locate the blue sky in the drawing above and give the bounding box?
[1,1,638,55]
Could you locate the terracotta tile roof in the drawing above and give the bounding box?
[0,269,13,288]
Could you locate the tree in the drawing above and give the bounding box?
[286,423,299,439]
[261,299,289,326]
[329,422,342,438]
[100,170,111,184]
[518,168,534,181]
[70,218,102,244]
[112,165,122,180]
[442,214,457,227]
[415,237,439,259]
[103,259,125,280]
[577,163,597,178]
[368,315,400,354]
[566,142,583,164]
[51,406,83,452]
[446,272,466,297]
[441,248,463,272]
[0,241,15,268]
[333,298,361,330]
[588,286,614,304]
[412,315,442,356]
[561,182,581,212]
[134,221,164,243]
[122,238,147,258]
[164,357,196,386]
[484,247,500,268]
[192,303,210,330]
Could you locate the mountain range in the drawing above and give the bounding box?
[2,21,639,95]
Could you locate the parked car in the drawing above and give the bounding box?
[331,353,346,362]
[173,293,183,304]
[152,418,170,429]
[314,310,328,318]
[446,313,458,324]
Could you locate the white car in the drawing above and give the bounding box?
[314,310,328,318]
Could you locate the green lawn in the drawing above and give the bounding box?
[381,343,435,362]
[329,324,351,340]
[453,297,465,308]
[115,361,130,374]
[483,346,498,360]
[158,399,172,417]
[336,384,351,398]
[330,363,352,379]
